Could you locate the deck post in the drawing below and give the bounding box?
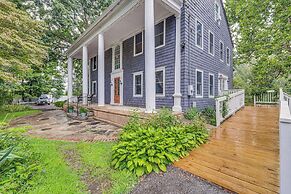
[67,57,73,102]
[98,33,105,106]
[144,0,156,113]
[82,46,88,105]
[172,14,182,113]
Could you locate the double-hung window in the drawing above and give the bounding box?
[226,47,230,65]
[219,41,224,61]
[133,72,143,97]
[155,20,165,48]
[196,70,203,97]
[155,67,165,96]
[209,31,214,55]
[134,32,143,56]
[196,19,203,49]
[209,74,214,98]
[113,44,121,70]
[92,81,97,96]
[215,2,221,24]
[91,56,97,71]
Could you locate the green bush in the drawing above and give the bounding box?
[0,105,32,113]
[79,107,88,114]
[184,107,199,120]
[54,101,66,108]
[201,107,216,126]
[0,130,41,193]
[112,110,208,177]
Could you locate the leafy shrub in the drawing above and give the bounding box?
[201,107,216,126]
[0,130,41,193]
[184,107,199,120]
[54,101,66,108]
[79,107,88,114]
[0,105,32,113]
[112,111,208,177]
[0,122,8,130]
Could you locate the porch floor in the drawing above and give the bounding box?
[175,106,279,193]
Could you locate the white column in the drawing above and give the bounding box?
[98,33,105,106]
[145,0,156,113]
[82,46,88,105]
[172,14,182,112]
[68,57,73,102]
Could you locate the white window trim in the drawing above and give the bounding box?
[92,81,97,97]
[208,30,215,56]
[133,31,144,57]
[133,71,143,97]
[195,18,204,50]
[226,47,230,65]
[155,19,166,49]
[112,43,123,72]
[196,69,204,98]
[209,73,215,98]
[218,73,228,94]
[215,1,221,24]
[219,40,224,62]
[155,66,166,97]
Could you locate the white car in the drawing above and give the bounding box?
[36,94,53,105]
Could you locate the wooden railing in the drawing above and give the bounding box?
[254,90,278,105]
[279,88,291,194]
[215,89,245,127]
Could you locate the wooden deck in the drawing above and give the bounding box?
[175,106,279,194]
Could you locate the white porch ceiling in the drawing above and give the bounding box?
[73,0,175,59]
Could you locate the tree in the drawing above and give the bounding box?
[12,0,113,97]
[0,0,47,104]
[225,0,291,96]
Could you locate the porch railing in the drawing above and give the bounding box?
[279,88,291,194]
[254,90,278,106]
[215,89,245,127]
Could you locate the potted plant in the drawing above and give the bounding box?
[68,105,74,113]
[79,107,88,118]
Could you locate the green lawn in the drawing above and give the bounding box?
[1,110,137,194]
[0,110,41,122]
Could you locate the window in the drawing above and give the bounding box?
[133,72,143,97]
[113,44,121,70]
[155,67,165,96]
[219,41,224,61]
[134,32,143,56]
[215,2,221,24]
[209,74,214,98]
[92,81,97,96]
[195,20,203,48]
[209,31,214,55]
[226,47,230,65]
[196,70,203,97]
[218,74,228,94]
[91,56,97,71]
[155,20,165,48]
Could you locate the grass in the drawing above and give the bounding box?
[27,139,137,194]
[0,110,41,122]
[1,109,137,193]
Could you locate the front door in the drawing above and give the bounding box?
[114,77,120,104]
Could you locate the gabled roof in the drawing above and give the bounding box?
[220,0,234,47]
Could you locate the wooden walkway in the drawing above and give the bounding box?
[175,106,279,194]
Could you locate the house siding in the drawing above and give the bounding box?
[180,0,233,111]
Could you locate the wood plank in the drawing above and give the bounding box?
[175,106,279,194]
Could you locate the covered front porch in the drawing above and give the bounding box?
[67,0,183,113]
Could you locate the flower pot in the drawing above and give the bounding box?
[68,109,74,113]
[80,112,87,118]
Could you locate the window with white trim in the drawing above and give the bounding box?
[215,2,221,24]
[92,81,97,96]
[209,31,214,55]
[155,20,165,48]
[226,47,230,65]
[195,20,203,48]
[133,72,143,97]
[219,41,224,61]
[134,32,143,56]
[209,74,214,97]
[196,70,203,97]
[91,56,97,71]
[155,67,165,96]
[113,44,121,70]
